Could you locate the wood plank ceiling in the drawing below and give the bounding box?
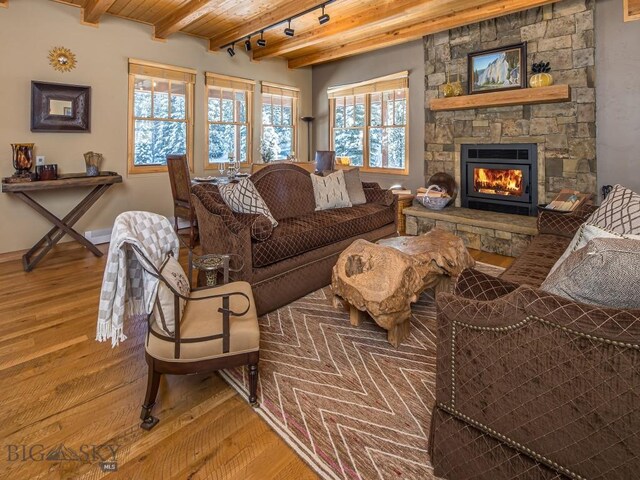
[48,0,562,68]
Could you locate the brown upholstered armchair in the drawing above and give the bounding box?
[429,207,640,479]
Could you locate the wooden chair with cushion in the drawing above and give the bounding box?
[167,154,198,248]
[131,243,260,431]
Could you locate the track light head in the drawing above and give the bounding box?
[257,31,267,47]
[227,44,236,57]
[284,19,294,37]
[244,37,252,51]
[318,6,330,25]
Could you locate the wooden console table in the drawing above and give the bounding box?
[1,172,123,271]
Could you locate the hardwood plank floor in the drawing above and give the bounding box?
[0,242,512,479]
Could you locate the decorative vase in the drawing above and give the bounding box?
[83,151,103,176]
[530,73,554,88]
[443,63,464,98]
[11,143,35,176]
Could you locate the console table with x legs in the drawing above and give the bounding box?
[1,172,122,271]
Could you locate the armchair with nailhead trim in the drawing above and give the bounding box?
[429,206,640,479]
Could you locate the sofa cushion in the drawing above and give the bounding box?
[311,170,352,211]
[252,203,395,268]
[152,255,189,336]
[551,224,640,274]
[342,168,367,205]
[499,234,571,287]
[541,238,640,309]
[585,184,640,235]
[218,178,278,227]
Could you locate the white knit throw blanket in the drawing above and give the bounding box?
[96,211,179,347]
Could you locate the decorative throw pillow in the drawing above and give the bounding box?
[541,237,640,309]
[250,214,273,242]
[342,168,367,205]
[549,184,640,274]
[584,184,640,234]
[311,170,352,211]
[153,255,190,336]
[219,178,278,227]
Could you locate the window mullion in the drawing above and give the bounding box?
[364,93,370,169]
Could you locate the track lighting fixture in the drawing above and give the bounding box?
[220,1,336,55]
[318,5,330,25]
[257,31,267,47]
[284,19,295,37]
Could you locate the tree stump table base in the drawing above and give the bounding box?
[332,229,475,348]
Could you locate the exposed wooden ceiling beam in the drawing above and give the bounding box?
[154,0,218,39]
[82,0,117,25]
[208,0,326,50]
[253,0,498,61]
[288,0,560,68]
[624,0,640,21]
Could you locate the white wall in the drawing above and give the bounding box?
[595,0,640,196]
[311,40,425,191]
[0,0,312,254]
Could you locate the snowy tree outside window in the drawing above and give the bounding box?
[207,86,250,166]
[331,88,407,173]
[131,75,191,170]
[261,92,296,161]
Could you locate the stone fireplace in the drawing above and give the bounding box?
[424,0,597,204]
[461,144,538,216]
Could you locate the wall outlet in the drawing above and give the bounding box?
[36,156,46,166]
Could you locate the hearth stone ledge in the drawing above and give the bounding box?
[404,205,538,257]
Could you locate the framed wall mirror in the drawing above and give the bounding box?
[31,81,91,132]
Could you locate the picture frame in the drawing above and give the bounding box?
[31,81,91,132]
[467,43,527,94]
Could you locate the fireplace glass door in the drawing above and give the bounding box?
[465,162,531,204]
[473,167,524,197]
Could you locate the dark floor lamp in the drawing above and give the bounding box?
[301,116,314,162]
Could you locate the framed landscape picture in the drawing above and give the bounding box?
[468,43,527,94]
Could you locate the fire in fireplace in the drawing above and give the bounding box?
[461,144,537,216]
[473,168,524,196]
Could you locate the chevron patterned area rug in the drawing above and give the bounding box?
[222,262,505,480]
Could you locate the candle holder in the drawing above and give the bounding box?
[84,151,103,176]
[11,143,35,177]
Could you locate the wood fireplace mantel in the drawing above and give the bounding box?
[429,85,571,112]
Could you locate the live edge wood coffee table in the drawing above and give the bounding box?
[1,172,122,271]
[331,228,474,347]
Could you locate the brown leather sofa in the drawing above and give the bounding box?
[191,163,397,315]
[429,206,640,479]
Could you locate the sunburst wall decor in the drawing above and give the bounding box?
[48,47,77,73]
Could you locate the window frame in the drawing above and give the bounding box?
[260,83,299,161]
[127,60,195,175]
[328,73,409,176]
[204,73,254,170]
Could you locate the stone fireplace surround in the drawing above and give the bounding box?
[424,0,597,205]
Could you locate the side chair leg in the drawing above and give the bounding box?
[140,363,161,431]
[248,363,259,406]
